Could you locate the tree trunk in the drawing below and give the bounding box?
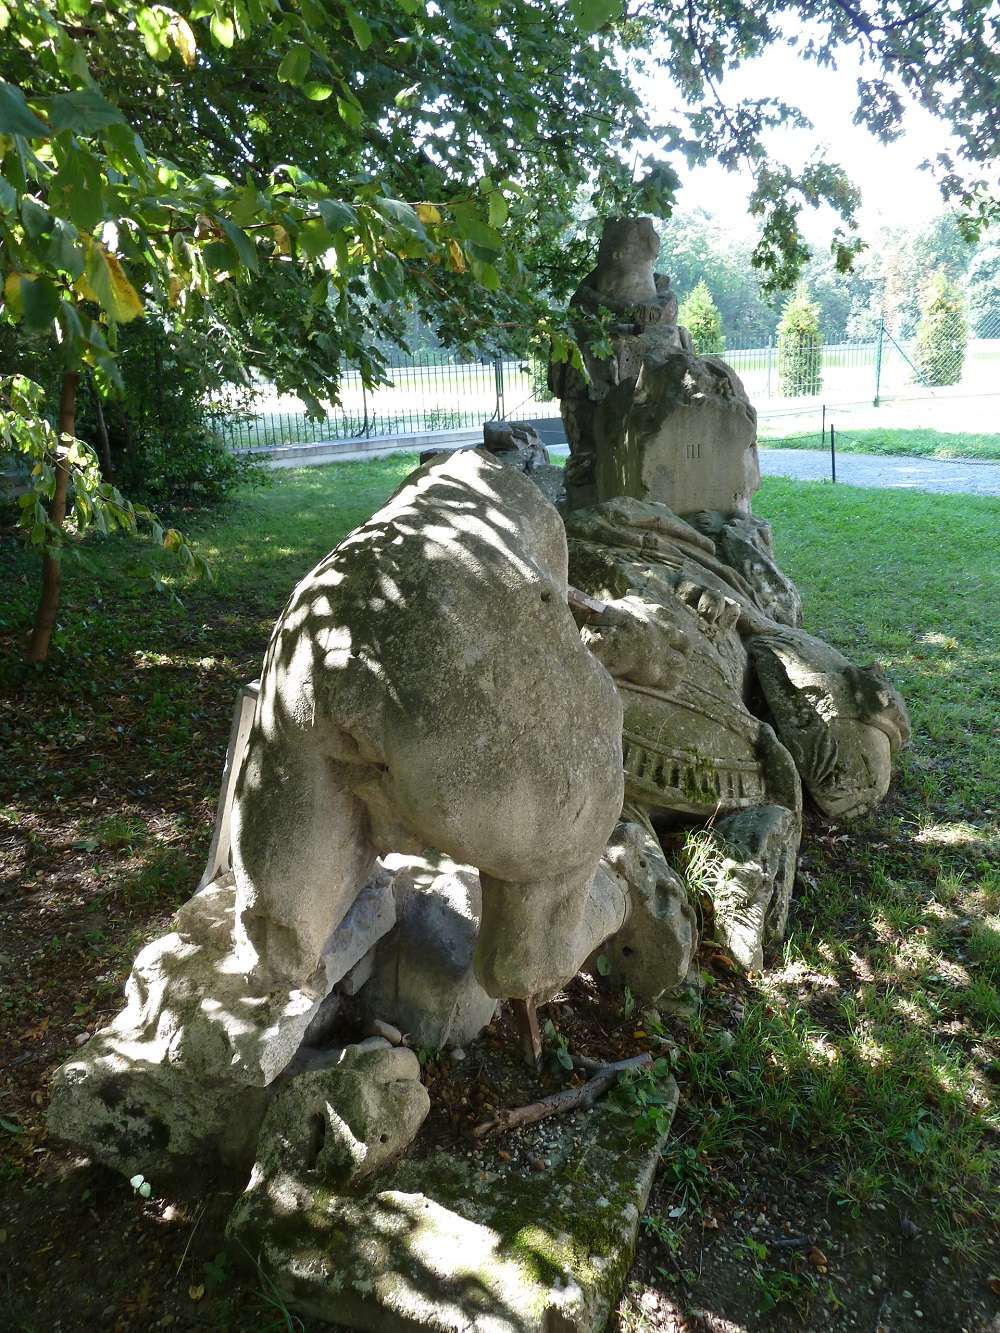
[26,370,79,664]
[91,376,114,481]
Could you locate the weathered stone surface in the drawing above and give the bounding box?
[701,804,801,971]
[47,874,314,1176]
[478,865,627,1001]
[361,861,498,1048]
[566,501,800,824]
[227,1084,678,1333]
[482,419,549,471]
[231,447,624,1004]
[250,1040,429,1191]
[613,346,759,516]
[600,821,697,1001]
[319,866,396,991]
[551,216,757,516]
[747,626,910,820]
[690,510,802,628]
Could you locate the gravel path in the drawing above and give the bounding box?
[759,446,1000,496]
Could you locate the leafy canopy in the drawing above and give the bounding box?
[2,0,996,406]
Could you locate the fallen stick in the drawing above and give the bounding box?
[572,1052,654,1074]
[472,1052,652,1139]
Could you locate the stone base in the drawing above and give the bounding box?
[228,1081,679,1332]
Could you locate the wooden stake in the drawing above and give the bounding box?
[511,997,542,1071]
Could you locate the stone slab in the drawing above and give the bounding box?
[228,1078,678,1332]
[200,681,260,890]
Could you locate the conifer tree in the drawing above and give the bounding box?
[777,285,823,396]
[679,280,726,355]
[914,270,968,386]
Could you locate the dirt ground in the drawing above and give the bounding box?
[2,959,998,1332]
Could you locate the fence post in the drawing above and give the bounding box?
[766,336,774,397]
[873,315,884,407]
[361,380,371,437]
[493,355,505,420]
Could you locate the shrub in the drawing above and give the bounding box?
[73,321,267,512]
[913,269,968,387]
[777,284,822,396]
[679,280,726,355]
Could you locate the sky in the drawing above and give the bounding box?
[640,38,962,244]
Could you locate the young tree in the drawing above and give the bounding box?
[678,279,726,354]
[777,285,823,397]
[914,270,968,387]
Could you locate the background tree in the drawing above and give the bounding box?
[777,284,823,396]
[679,279,725,354]
[914,270,968,387]
[964,241,1000,336]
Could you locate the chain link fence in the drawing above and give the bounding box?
[212,311,1000,454]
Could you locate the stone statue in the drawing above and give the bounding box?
[551,215,759,516]
[46,216,909,1333]
[48,449,634,1175]
[550,215,909,975]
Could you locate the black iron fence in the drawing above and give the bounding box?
[210,314,999,453]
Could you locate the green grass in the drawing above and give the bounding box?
[1,459,998,1287]
[762,426,1000,461]
[659,477,1000,1257]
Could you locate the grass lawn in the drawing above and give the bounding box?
[1,459,998,1330]
[763,426,1000,461]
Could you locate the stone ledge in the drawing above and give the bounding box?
[228,1080,678,1332]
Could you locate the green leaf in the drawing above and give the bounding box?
[210,12,235,47]
[214,215,259,271]
[452,207,502,251]
[0,173,15,213]
[0,82,49,138]
[52,148,105,232]
[595,953,611,977]
[20,196,50,239]
[44,90,126,134]
[488,191,508,228]
[47,219,85,278]
[302,82,333,101]
[296,217,331,260]
[0,1117,23,1135]
[136,6,171,60]
[336,97,363,130]
[372,196,426,240]
[20,275,61,330]
[277,44,311,84]
[316,199,357,232]
[470,257,500,290]
[570,0,618,35]
[228,182,261,226]
[200,239,233,272]
[345,7,372,50]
